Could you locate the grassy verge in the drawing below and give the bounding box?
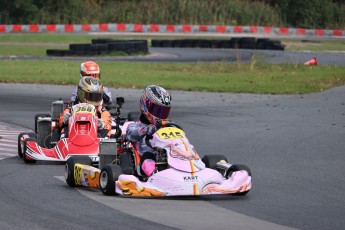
[1,59,345,94]
[1,34,345,94]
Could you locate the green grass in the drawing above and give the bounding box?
[1,59,345,94]
[1,34,345,94]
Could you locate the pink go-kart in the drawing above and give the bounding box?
[65,121,252,197]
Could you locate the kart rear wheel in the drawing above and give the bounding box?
[100,164,122,196]
[23,137,37,163]
[18,132,36,158]
[34,113,51,134]
[37,119,51,148]
[65,156,92,187]
[202,155,228,169]
[226,164,252,196]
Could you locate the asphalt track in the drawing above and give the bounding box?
[1,80,345,229]
[1,41,345,230]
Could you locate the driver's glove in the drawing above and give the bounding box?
[138,124,157,136]
[62,112,71,124]
[146,124,157,136]
[98,118,104,129]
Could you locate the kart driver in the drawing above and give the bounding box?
[126,85,172,177]
[71,61,112,108]
[59,77,112,139]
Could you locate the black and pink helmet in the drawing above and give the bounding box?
[139,85,171,124]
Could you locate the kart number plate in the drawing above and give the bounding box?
[156,127,185,140]
[72,104,96,116]
[89,156,99,162]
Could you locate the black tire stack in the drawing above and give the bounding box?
[47,39,149,57]
[151,37,285,50]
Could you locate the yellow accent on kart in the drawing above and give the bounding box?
[72,104,96,116]
[117,180,166,196]
[156,127,185,140]
[73,163,100,188]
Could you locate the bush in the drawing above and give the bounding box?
[0,0,344,29]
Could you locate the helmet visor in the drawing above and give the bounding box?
[84,91,102,103]
[83,73,100,79]
[147,103,171,119]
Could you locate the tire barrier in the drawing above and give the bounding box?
[151,37,285,50]
[46,39,148,57]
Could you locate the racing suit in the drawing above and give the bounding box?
[126,114,157,176]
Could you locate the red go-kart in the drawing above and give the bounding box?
[18,102,104,163]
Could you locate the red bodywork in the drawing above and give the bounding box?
[24,107,101,162]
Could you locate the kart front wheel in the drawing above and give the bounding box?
[226,164,252,196]
[23,138,37,163]
[18,132,36,158]
[100,164,122,196]
[226,164,252,178]
[65,156,92,187]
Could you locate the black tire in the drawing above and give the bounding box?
[225,164,252,178]
[181,39,194,48]
[217,40,231,49]
[229,38,241,49]
[69,43,91,51]
[23,137,37,163]
[99,164,122,195]
[127,111,140,121]
[225,164,252,195]
[37,119,51,148]
[202,154,228,169]
[172,40,183,48]
[34,113,50,133]
[151,39,162,47]
[91,38,114,44]
[161,40,174,48]
[61,50,75,56]
[18,132,36,158]
[256,38,270,50]
[65,156,92,187]
[46,49,64,56]
[239,37,257,49]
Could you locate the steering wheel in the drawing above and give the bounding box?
[156,120,183,130]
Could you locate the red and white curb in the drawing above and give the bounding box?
[0,23,344,38]
[0,122,31,160]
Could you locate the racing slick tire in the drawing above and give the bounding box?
[226,164,252,178]
[100,164,122,196]
[34,113,51,134]
[65,156,92,187]
[18,132,36,158]
[201,154,228,169]
[226,164,251,195]
[36,119,52,148]
[23,137,37,163]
